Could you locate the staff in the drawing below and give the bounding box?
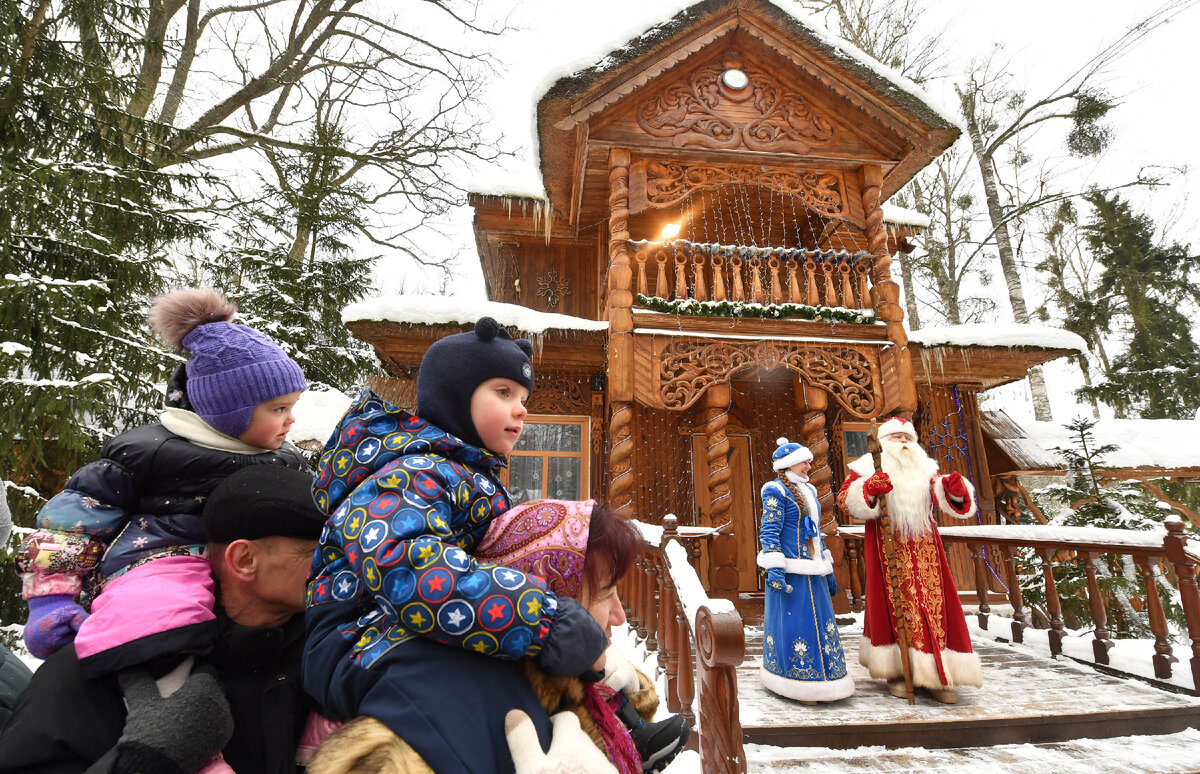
[867,418,915,705]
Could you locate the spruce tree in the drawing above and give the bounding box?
[0,0,205,500]
[1076,192,1200,419]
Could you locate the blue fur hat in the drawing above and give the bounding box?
[772,437,814,471]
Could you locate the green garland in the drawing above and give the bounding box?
[635,293,877,325]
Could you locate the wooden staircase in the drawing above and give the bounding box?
[736,620,1200,770]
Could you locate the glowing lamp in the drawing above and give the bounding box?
[660,223,681,240]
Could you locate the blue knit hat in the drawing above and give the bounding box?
[416,317,534,450]
[151,288,307,438]
[772,437,814,471]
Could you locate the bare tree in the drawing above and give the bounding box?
[793,0,946,85]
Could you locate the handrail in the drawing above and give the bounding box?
[839,518,1200,691]
[621,515,747,774]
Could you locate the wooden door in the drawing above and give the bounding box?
[691,433,760,593]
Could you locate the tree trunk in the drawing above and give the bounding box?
[897,252,921,330]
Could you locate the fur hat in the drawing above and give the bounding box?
[151,288,307,438]
[878,417,918,442]
[772,437,813,471]
[204,465,324,543]
[474,499,594,598]
[415,317,534,450]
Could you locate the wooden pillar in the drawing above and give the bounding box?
[862,163,916,416]
[797,379,833,519]
[606,149,635,516]
[703,384,739,600]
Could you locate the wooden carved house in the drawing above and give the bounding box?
[347,0,1078,605]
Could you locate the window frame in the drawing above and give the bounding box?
[500,414,591,502]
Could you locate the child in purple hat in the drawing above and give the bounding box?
[18,287,308,676]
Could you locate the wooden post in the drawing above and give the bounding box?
[1164,518,1200,690]
[862,163,917,414]
[1080,551,1114,664]
[799,380,833,518]
[676,608,695,727]
[1038,548,1064,656]
[645,552,660,652]
[971,543,991,628]
[703,383,738,600]
[1135,555,1176,679]
[846,536,864,613]
[1002,546,1027,643]
[607,149,635,517]
[660,516,679,674]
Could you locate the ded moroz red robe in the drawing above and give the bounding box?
[837,454,983,689]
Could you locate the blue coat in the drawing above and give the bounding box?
[757,476,854,702]
[305,390,553,772]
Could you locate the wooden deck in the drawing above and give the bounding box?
[735,619,1200,764]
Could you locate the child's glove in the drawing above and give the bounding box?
[600,644,640,696]
[23,594,89,658]
[506,709,618,774]
[536,596,607,678]
[826,573,838,597]
[113,664,234,774]
[766,567,791,593]
[862,472,893,498]
[943,471,969,500]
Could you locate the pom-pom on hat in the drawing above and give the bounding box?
[150,288,307,438]
[877,416,918,442]
[474,499,594,598]
[204,465,325,543]
[772,437,814,471]
[416,317,535,450]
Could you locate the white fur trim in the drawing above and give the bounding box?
[773,446,814,471]
[844,476,881,521]
[759,667,855,702]
[782,555,834,575]
[757,551,787,570]
[858,638,983,688]
[878,417,918,441]
[847,453,875,478]
[933,476,977,520]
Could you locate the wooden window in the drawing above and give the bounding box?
[841,421,872,467]
[502,416,590,505]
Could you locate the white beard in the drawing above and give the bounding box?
[879,440,939,538]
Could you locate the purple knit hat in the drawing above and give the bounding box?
[150,288,307,438]
[475,499,595,597]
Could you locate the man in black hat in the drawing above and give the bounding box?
[0,465,324,774]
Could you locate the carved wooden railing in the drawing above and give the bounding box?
[620,515,748,774]
[840,518,1200,691]
[628,239,874,311]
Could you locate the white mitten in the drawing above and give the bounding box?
[506,709,618,774]
[600,644,640,696]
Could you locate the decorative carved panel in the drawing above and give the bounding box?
[639,160,845,218]
[635,59,837,154]
[657,339,876,417]
[528,372,590,414]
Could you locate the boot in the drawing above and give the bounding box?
[886,678,908,699]
[615,693,691,773]
[929,686,957,704]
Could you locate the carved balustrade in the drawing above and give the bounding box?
[629,239,874,311]
[619,516,748,774]
[839,519,1200,691]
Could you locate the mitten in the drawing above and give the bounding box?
[23,594,88,658]
[766,567,791,593]
[113,665,234,774]
[944,471,968,500]
[600,644,640,696]
[536,596,607,678]
[862,472,893,498]
[506,709,619,774]
[826,573,838,597]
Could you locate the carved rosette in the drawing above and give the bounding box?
[643,160,844,218]
[658,339,876,417]
[636,61,836,154]
[527,373,589,414]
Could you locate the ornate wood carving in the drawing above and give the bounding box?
[658,339,877,417]
[695,605,748,774]
[527,373,589,414]
[640,160,845,218]
[635,59,837,154]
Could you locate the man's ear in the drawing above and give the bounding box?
[223,539,259,582]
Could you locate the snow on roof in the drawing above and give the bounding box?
[1021,417,1200,470]
[880,203,931,228]
[342,294,609,334]
[908,323,1087,352]
[291,387,353,447]
[467,0,962,200]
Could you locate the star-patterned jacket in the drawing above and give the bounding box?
[305,390,561,671]
[17,416,305,601]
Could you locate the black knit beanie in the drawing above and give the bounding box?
[204,465,324,543]
[415,317,535,450]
